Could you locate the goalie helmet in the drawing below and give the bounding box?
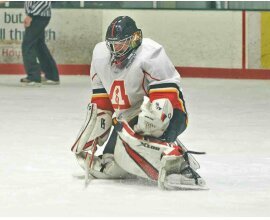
[106,16,142,68]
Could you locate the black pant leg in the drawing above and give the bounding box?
[103,117,138,155]
[22,17,50,82]
[36,21,59,81]
[103,128,118,154]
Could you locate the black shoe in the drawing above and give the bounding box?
[20,77,41,86]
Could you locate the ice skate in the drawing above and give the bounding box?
[164,162,208,190]
[159,155,208,190]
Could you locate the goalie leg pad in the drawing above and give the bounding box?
[75,152,130,179]
[71,104,97,154]
[113,120,207,190]
[158,155,184,190]
[114,120,182,180]
[71,103,112,154]
[97,154,130,179]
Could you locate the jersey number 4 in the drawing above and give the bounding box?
[109,80,131,110]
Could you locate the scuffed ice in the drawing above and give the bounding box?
[0,75,269,217]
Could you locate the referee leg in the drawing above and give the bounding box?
[22,17,49,82]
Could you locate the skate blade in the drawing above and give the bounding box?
[164,182,209,190]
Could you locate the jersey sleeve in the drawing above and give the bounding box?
[90,60,114,112]
[142,44,188,138]
[142,46,187,114]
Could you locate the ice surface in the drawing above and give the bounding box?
[0,75,270,217]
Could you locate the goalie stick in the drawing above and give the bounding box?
[84,139,97,188]
[175,138,205,170]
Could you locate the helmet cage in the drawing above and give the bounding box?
[106,35,133,58]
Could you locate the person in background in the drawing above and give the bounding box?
[20,1,59,86]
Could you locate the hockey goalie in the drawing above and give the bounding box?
[71,16,207,190]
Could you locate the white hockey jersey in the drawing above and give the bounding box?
[90,38,185,121]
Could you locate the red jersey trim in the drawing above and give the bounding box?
[149,88,186,113]
[91,95,114,112]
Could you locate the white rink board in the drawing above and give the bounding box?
[102,10,242,68]
[1,9,259,68]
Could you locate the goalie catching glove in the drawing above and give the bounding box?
[71,103,112,154]
[134,96,173,138]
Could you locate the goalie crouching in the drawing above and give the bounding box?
[71,16,207,190]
